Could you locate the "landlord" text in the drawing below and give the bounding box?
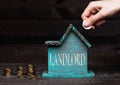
[49,53,86,66]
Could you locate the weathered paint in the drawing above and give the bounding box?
[42,24,95,78]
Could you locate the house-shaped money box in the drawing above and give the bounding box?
[42,24,95,78]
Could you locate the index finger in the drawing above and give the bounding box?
[81,2,99,20]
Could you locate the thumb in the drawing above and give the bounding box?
[84,11,105,27]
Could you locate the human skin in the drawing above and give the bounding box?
[81,0,120,29]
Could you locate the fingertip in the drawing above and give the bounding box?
[82,20,94,30]
[84,21,90,27]
[83,19,92,27]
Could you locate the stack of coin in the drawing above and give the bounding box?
[4,68,13,77]
[17,66,24,78]
[27,64,36,80]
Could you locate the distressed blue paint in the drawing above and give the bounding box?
[42,24,95,78]
[42,71,94,78]
[48,32,87,73]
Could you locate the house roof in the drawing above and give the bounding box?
[45,24,92,48]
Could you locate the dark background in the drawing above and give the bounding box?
[0,0,120,71]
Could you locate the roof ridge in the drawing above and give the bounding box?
[45,24,92,48]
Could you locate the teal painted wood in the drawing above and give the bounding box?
[42,24,95,78]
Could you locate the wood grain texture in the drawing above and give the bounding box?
[0,64,120,85]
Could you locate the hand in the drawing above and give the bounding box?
[81,0,120,28]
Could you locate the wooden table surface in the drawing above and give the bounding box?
[0,63,120,85]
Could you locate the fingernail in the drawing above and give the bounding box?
[82,20,93,30]
[84,21,90,27]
